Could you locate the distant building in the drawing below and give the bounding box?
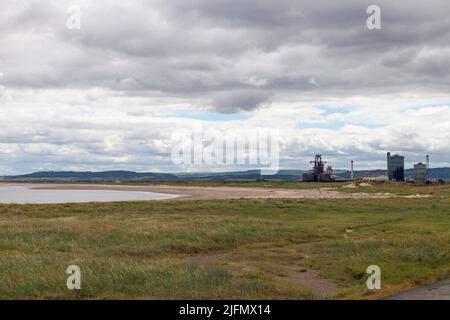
[302,155,335,182]
[320,165,335,182]
[387,152,405,181]
[413,163,428,184]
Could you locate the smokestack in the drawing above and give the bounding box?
[351,160,354,180]
[426,155,430,181]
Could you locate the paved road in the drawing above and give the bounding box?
[387,279,450,300]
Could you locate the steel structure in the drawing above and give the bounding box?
[302,155,335,182]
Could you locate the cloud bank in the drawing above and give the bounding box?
[1,0,450,173]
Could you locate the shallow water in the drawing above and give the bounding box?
[0,186,178,204]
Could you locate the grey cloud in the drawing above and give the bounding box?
[212,90,271,113]
[2,0,450,174]
[1,0,450,108]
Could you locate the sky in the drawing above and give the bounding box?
[1,0,450,174]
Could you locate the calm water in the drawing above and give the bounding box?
[0,186,179,204]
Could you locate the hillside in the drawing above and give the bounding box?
[2,168,450,182]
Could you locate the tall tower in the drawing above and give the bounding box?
[426,155,430,181]
[350,160,354,180]
[387,152,405,181]
[386,152,391,180]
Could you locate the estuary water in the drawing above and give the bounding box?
[0,185,179,204]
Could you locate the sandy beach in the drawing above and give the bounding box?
[8,183,391,201]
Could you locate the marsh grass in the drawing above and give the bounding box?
[0,185,449,299]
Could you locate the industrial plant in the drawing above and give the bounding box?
[302,155,336,182]
[413,155,430,185]
[387,152,405,182]
[302,153,432,184]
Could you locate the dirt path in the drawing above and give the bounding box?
[18,183,394,201]
[186,253,338,299]
[273,267,338,298]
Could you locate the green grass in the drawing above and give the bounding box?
[0,184,449,299]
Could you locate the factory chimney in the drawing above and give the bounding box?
[350,160,354,180]
[426,155,430,181]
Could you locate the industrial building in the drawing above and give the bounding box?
[413,155,430,184]
[300,153,433,184]
[413,163,428,184]
[387,152,405,181]
[303,155,335,182]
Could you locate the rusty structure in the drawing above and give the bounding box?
[302,155,336,182]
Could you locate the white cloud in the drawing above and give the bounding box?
[1,1,450,174]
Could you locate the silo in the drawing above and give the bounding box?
[413,163,428,184]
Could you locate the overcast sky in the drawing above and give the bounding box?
[1,0,450,174]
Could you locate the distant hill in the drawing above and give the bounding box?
[1,170,303,182]
[3,171,179,182]
[2,167,450,182]
[176,170,305,181]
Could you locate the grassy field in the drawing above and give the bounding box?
[0,183,449,300]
